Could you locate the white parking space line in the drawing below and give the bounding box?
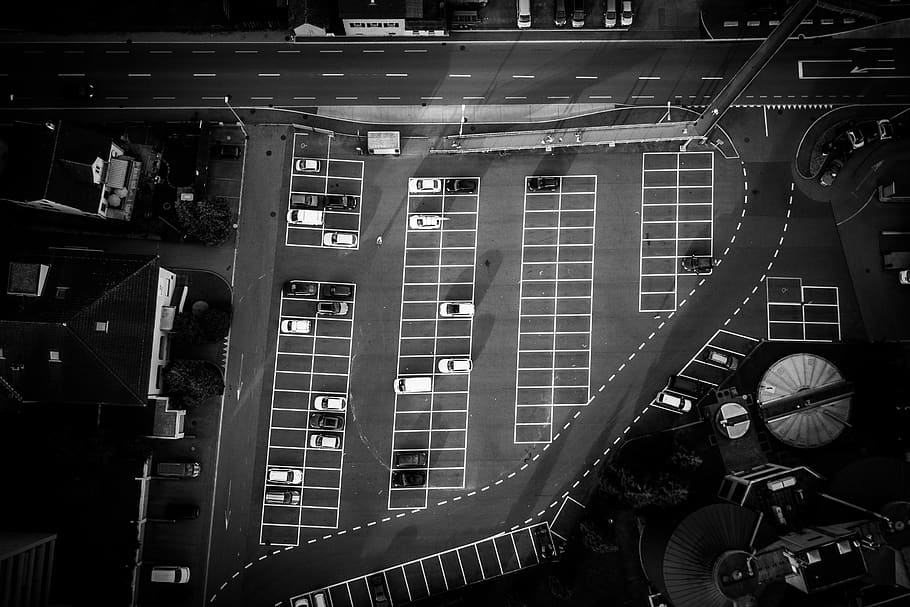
[259,282,356,545]
[766,277,841,342]
[639,152,715,312]
[389,178,481,510]
[514,175,597,445]
[285,132,364,250]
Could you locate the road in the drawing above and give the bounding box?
[1,39,908,108]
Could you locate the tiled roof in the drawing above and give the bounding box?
[0,250,161,405]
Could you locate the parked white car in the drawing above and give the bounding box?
[439,302,475,317]
[267,467,303,485]
[409,215,445,230]
[323,231,358,248]
[652,390,692,414]
[438,358,472,373]
[294,159,320,173]
[409,178,441,194]
[310,433,341,450]
[314,395,347,411]
[280,319,312,334]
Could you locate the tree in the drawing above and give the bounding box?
[175,198,233,246]
[170,312,204,345]
[198,307,232,341]
[579,520,619,554]
[163,359,224,404]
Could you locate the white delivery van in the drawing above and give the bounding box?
[517,0,531,28]
[394,376,433,394]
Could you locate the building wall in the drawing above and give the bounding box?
[148,268,176,396]
[343,18,406,35]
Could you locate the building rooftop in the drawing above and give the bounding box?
[0,250,162,405]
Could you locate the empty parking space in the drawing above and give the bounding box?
[299,523,554,607]
[286,132,364,249]
[260,282,356,545]
[389,178,480,510]
[767,277,841,342]
[639,152,715,312]
[515,175,596,444]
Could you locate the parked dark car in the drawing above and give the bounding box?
[445,179,477,194]
[819,157,845,187]
[324,194,359,210]
[681,255,713,274]
[533,525,558,561]
[290,193,324,209]
[393,450,428,468]
[216,144,243,159]
[321,283,353,300]
[284,281,318,298]
[555,0,567,25]
[528,177,560,192]
[368,574,391,605]
[310,413,345,431]
[164,503,201,520]
[156,462,201,478]
[392,471,426,487]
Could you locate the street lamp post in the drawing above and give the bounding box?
[223,95,249,140]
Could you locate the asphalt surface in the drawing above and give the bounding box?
[2,39,909,108]
[1,29,904,607]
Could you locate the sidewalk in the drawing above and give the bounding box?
[316,103,616,125]
[433,119,700,153]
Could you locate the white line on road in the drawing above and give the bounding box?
[320,50,343,53]
[701,76,723,80]
[277,50,300,53]
[763,106,769,137]
[153,96,175,100]
[194,73,217,77]
[105,50,129,54]
[378,96,401,100]
[588,95,612,99]
[149,50,172,54]
[463,96,484,100]
[251,96,274,100]
[639,76,661,80]
[336,96,358,100]
[449,74,472,78]
[404,49,427,52]
[57,73,85,77]
[547,96,570,99]
[505,96,527,100]
[386,73,408,77]
[631,95,654,99]
[62,50,84,54]
[322,73,344,77]
[293,96,316,100]
[258,73,281,77]
[363,49,384,53]
[421,96,442,100]
[128,73,151,77]
[575,75,598,79]
[512,75,535,79]
[191,50,215,54]
[105,96,128,100]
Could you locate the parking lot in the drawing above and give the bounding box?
[292,523,556,607]
[639,152,715,312]
[388,177,480,510]
[260,281,356,545]
[766,276,841,342]
[285,132,363,250]
[514,175,597,445]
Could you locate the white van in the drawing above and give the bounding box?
[517,0,531,28]
[151,566,190,584]
[394,376,433,394]
[604,0,617,27]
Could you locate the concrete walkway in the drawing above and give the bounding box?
[432,120,701,154]
[316,103,617,125]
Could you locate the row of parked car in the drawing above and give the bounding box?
[148,461,204,584]
[819,119,897,187]
[522,0,633,28]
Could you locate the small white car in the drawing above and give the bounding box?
[438,358,472,373]
[287,209,324,226]
[652,390,692,414]
[151,566,190,584]
[323,231,358,248]
[394,376,433,394]
[440,302,475,317]
[310,433,341,450]
[295,158,320,173]
[267,467,303,485]
[409,215,445,230]
[281,319,312,334]
[620,0,632,26]
[314,395,347,411]
[899,269,910,285]
[409,178,441,194]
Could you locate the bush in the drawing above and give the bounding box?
[175,198,233,246]
[198,307,232,341]
[163,359,224,404]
